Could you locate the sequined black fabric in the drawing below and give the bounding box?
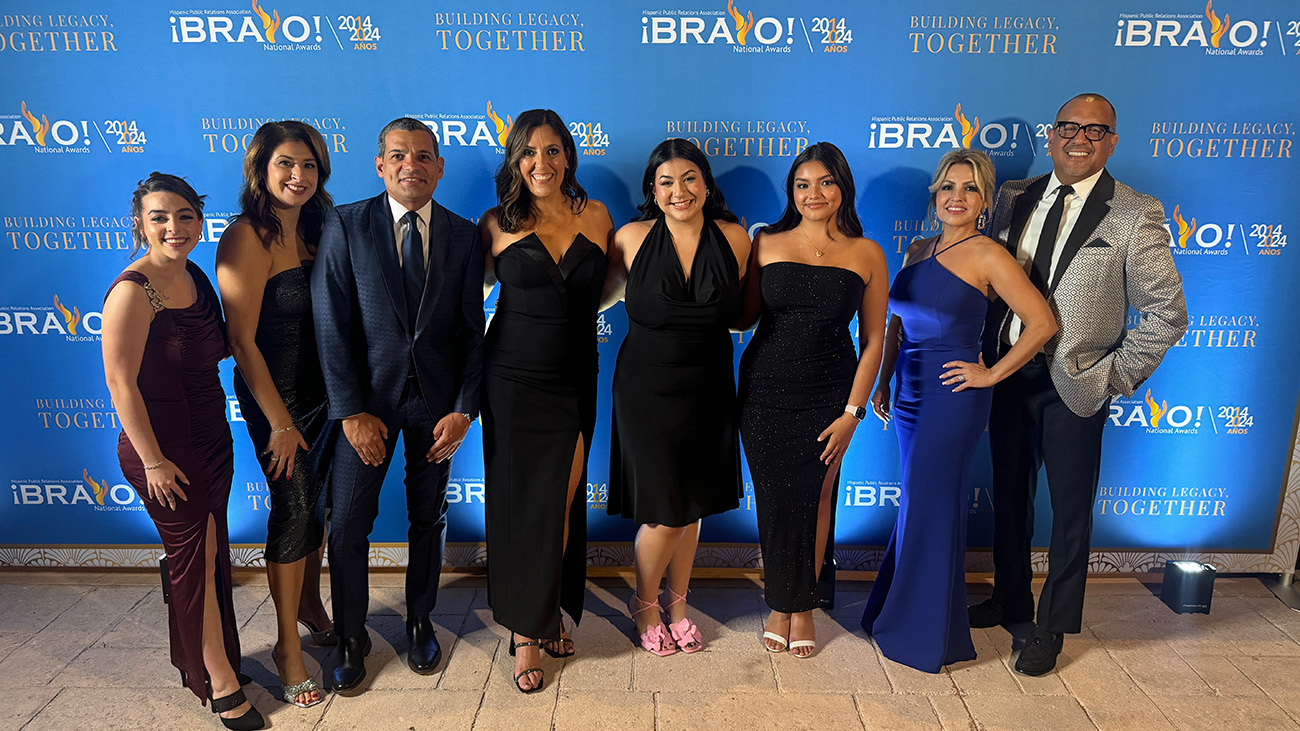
[233,263,336,564]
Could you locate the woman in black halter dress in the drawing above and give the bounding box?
[479,109,614,694]
[216,121,337,708]
[606,138,750,657]
[737,143,890,657]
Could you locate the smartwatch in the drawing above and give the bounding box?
[845,404,866,421]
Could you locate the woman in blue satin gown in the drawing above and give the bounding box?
[861,150,1057,673]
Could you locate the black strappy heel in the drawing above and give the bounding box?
[508,635,546,694]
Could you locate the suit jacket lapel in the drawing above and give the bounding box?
[414,199,449,337]
[1049,170,1114,296]
[368,193,411,334]
[1006,175,1049,256]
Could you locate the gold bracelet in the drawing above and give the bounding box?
[271,424,296,434]
[143,460,164,471]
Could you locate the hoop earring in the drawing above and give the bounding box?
[976,210,988,230]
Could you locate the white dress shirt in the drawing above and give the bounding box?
[387,195,433,267]
[1006,168,1104,345]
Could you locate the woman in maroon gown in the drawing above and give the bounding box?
[102,173,263,730]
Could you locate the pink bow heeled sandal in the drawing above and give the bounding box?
[663,587,704,653]
[628,593,678,656]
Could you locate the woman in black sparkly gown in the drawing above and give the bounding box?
[479,109,614,693]
[737,143,889,657]
[216,121,337,708]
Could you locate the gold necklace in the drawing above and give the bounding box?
[799,226,831,257]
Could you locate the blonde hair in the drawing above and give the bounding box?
[927,148,997,221]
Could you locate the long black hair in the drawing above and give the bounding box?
[494,109,587,233]
[634,138,737,223]
[762,141,862,237]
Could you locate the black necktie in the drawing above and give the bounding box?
[401,210,424,331]
[1029,184,1073,296]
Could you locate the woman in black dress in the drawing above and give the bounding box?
[737,143,889,657]
[479,109,613,692]
[216,121,336,708]
[103,173,263,730]
[606,139,751,656]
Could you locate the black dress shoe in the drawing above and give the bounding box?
[968,598,1033,628]
[332,633,372,695]
[407,617,443,675]
[1014,628,1063,676]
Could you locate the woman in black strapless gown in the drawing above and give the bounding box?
[607,139,750,657]
[479,109,614,694]
[737,143,890,657]
[216,122,336,708]
[104,173,263,730]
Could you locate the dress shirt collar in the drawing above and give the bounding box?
[1043,168,1104,206]
[386,195,433,228]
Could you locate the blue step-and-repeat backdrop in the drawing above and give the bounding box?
[2,1,1298,563]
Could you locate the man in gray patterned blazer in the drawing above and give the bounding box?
[970,93,1188,676]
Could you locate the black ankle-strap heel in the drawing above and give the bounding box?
[210,687,265,731]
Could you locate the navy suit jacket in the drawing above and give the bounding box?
[312,192,485,425]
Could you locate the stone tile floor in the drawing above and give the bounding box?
[2,570,1300,730]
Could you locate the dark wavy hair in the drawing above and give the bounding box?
[762,142,862,238]
[634,138,737,223]
[494,109,587,234]
[130,172,206,257]
[238,120,333,253]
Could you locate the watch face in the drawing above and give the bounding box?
[850,406,866,420]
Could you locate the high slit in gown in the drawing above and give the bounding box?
[739,262,864,613]
[483,233,606,639]
[109,262,240,701]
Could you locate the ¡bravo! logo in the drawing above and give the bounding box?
[168,1,341,51]
[1114,0,1292,57]
[641,0,802,53]
[420,101,512,151]
[0,294,102,340]
[1108,388,1252,434]
[0,101,94,152]
[868,103,1038,157]
[1166,204,1287,257]
[10,468,141,510]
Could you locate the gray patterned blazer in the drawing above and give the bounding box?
[983,170,1188,417]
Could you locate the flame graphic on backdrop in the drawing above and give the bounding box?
[955,103,980,149]
[83,469,107,505]
[1172,205,1197,248]
[20,101,49,147]
[252,0,281,43]
[1145,389,1168,428]
[1206,0,1231,48]
[486,101,513,147]
[53,295,80,335]
[727,0,753,45]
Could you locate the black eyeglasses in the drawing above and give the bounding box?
[1054,121,1113,141]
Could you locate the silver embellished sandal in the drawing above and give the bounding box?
[282,676,324,708]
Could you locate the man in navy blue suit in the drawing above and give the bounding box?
[312,117,484,694]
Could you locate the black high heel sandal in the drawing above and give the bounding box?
[297,617,337,646]
[508,635,545,694]
[541,618,575,659]
[210,687,265,731]
[180,669,252,688]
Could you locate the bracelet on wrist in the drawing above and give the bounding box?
[271,424,296,434]
[143,460,165,471]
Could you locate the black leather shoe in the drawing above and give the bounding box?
[1014,628,1063,676]
[407,617,442,675]
[332,633,372,695]
[968,598,1033,628]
